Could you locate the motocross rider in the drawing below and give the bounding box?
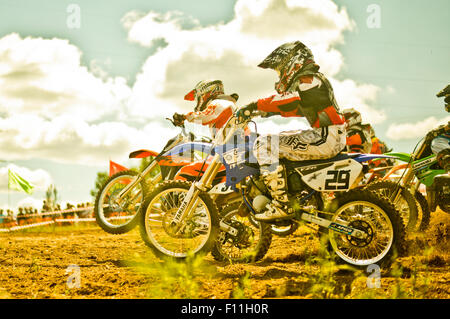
[172,80,238,138]
[236,41,347,221]
[431,84,450,172]
[342,108,373,154]
[363,123,394,168]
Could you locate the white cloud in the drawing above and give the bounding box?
[0,164,52,193]
[16,197,43,211]
[0,33,131,122]
[0,114,177,166]
[386,116,450,141]
[333,79,385,123]
[124,0,384,128]
[0,0,386,169]
[0,32,176,166]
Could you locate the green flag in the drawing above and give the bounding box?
[8,169,34,195]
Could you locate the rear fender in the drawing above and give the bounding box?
[385,152,412,163]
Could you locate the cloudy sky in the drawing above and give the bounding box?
[0,0,448,211]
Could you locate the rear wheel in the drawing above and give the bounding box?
[94,170,147,234]
[328,189,406,268]
[366,180,418,232]
[211,202,272,263]
[139,180,219,260]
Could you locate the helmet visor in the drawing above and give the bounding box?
[184,89,196,101]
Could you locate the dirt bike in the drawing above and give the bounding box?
[94,119,272,263]
[363,163,421,232]
[139,110,406,268]
[374,130,448,229]
[364,85,450,231]
[94,120,201,234]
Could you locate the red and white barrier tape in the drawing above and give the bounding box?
[11,206,94,218]
[0,207,95,232]
[0,207,136,232]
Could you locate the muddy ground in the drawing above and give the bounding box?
[0,211,448,299]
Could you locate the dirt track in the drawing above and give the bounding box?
[0,211,449,299]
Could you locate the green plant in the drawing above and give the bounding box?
[133,253,206,299]
[231,271,251,299]
[305,236,358,299]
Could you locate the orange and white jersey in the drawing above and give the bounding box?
[185,96,236,130]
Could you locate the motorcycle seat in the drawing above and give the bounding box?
[280,152,359,169]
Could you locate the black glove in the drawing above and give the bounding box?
[172,113,186,127]
[236,102,257,121]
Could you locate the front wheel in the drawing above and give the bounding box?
[328,189,406,268]
[211,202,272,263]
[94,170,147,234]
[139,180,219,260]
[366,180,418,232]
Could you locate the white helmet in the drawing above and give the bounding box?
[184,80,224,112]
[342,108,362,128]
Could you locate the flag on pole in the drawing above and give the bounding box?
[8,169,34,194]
[109,160,128,177]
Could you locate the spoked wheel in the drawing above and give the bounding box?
[140,180,219,260]
[366,180,418,232]
[211,202,272,263]
[329,189,406,268]
[94,170,147,234]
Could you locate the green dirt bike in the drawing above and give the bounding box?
[366,85,450,231]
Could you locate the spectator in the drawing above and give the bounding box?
[17,207,25,226]
[0,209,4,227]
[55,204,62,226]
[6,209,16,228]
[33,208,41,223]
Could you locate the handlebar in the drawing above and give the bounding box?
[165,117,212,143]
[166,116,185,128]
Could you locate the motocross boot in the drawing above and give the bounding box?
[254,165,292,221]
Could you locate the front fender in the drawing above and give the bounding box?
[385,152,412,163]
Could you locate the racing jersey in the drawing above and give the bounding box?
[185,95,237,138]
[254,74,345,128]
